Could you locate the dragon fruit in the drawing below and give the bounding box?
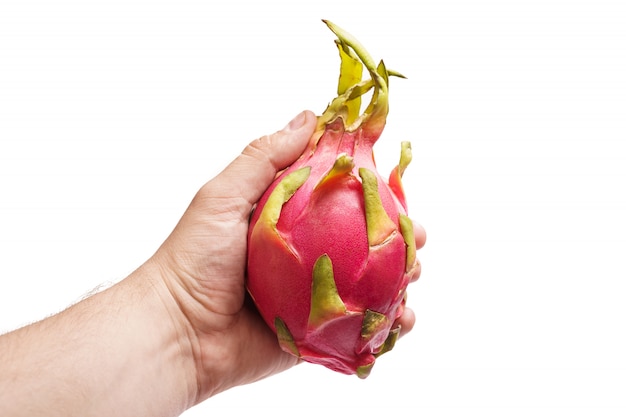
[246,20,418,378]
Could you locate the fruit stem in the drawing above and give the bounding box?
[321,20,390,135]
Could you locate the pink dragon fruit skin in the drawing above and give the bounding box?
[246,20,418,378]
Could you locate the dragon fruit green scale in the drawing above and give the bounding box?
[246,20,418,378]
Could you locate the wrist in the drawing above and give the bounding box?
[146,249,225,403]
[131,257,200,408]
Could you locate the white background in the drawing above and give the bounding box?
[1,0,625,416]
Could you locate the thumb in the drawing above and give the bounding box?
[204,110,317,210]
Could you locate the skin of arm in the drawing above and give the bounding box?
[0,264,196,417]
[0,110,426,417]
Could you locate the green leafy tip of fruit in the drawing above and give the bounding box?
[316,19,406,139]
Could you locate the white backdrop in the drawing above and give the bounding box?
[1,1,625,416]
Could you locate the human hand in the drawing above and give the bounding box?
[148,110,426,404]
[0,110,424,417]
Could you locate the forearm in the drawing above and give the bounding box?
[0,261,197,417]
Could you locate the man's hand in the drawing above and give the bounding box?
[0,110,426,417]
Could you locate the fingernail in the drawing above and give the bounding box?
[284,111,306,132]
